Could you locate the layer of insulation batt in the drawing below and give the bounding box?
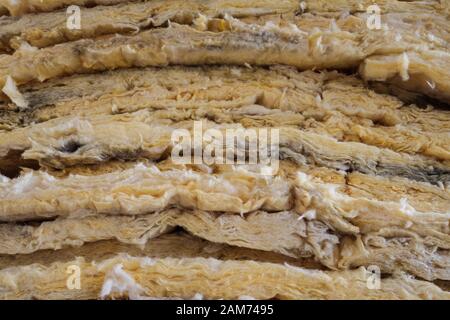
[0,0,449,300]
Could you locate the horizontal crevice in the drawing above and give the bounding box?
[0,149,40,179]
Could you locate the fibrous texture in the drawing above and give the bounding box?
[2,254,449,300]
[0,0,448,300]
[0,0,449,102]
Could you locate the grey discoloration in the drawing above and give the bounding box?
[280,148,450,186]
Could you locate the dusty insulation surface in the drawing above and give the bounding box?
[0,0,449,300]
